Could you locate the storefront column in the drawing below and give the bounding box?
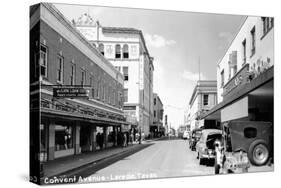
[103,126,108,148]
[113,126,117,146]
[91,126,97,151]
[74,122,81,155]
[48,121,55,161]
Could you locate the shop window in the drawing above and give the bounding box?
[55,125,73,151]
[250,26,256,56]
[123,66,129,81]
[40,124,47,162]
[123,44,129,59]
[40,45,48,77]
[99,43,104,55]
[115,44,121,59]
[203,94,209,106]
[57,55,64,83]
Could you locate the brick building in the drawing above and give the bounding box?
[30,3,130,165]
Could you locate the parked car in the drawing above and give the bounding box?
[182,130,189,140]
[189,128,203,151]
[196,129,222,165]
[214,121,273,174]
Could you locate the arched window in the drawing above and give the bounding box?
[123,44,129,59]
[115,44,121,59]
[98,43,104,55]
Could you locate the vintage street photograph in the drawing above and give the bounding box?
[29,2,274,185]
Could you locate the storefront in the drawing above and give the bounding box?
[201,65,273,125]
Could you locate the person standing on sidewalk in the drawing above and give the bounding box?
[123,133,127,147]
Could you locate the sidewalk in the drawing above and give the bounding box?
[43,143,146,178]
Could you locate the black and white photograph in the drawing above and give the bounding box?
[28,1,274,186]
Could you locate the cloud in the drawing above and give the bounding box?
[218,32,233,44]
[145,34,176,48]
[181,70,206,81]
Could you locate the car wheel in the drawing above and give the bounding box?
[248,139,269,166]
[199,156,204,165]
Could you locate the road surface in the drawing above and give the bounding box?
[84,138,214,182]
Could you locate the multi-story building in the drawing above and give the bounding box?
[187,80,217,131]
[151,93,164,137]
[202,16,274,124]
[72,13,154,137]
[30,3,129,164]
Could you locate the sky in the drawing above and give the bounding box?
[54,3,246,129]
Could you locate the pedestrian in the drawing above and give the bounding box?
[100,133,104,149]
[123,133,127,147]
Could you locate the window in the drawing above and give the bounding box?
[244,127,257,139]
[57,56,64,83]
[203,94,209,106]
[123,44,129,59]
[261,17,274,37]
[103,84,106,101]
[154,110,156,118]
[123,89,128,102]
[98,43,104,55]
[70,63,76,86]
[90,74,94,98]
[39,45,48,77]
[115,44,121,59]
[81,70,86,86]
[221,70,224,88]
[55,125,73,151]
[250,26,256,56]
[154,98,156,105]
[242,39,246,64]
[123,67,129,81]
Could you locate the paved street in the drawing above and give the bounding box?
[86,138,213,182]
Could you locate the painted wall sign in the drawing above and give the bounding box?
[222,64,249,98]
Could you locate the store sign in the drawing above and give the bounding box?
[222,64,249,98]
[53,87,89,98]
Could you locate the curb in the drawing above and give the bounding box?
[43,144,147,179]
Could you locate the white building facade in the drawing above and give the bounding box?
[202,16,274,124]
[188,80,217,131]
[73,14,154,136]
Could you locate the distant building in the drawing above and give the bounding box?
[202,16,274,124]
[72,13,154,137]
[151,93,164,137]
[187,80,217,131]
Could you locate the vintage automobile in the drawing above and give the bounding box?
[196,129,222,165]
[214,121,273,174]
[189,128,203,151]
[182,130,190,140]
